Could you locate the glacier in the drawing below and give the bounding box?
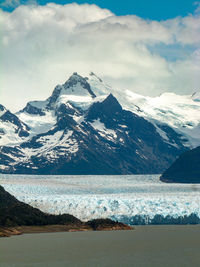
[0,174,200,225]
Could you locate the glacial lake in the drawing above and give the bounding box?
[0,174,200,224]
[1,226,200,267]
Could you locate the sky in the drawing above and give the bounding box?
[1,0,200,111]
[1,0,199,19]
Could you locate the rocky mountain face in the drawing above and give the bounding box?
[0,72,196,175]
[161,146,200,183]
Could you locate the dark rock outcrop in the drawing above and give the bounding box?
[160,146,200,183]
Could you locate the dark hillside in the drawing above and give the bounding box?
[0,185,81,227]
[161,146,200,183]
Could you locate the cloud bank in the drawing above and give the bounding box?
[1,3,200,111]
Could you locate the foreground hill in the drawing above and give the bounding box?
[0,185,131,237]
[160,146,200,183]
[0,185,80,227]
[0,73,190,175]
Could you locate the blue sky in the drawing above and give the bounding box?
[1,0,200,20]
[43,0,199,19]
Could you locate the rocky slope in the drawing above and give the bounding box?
[161,146,200,183]
[0,184,81,227]
[0,72,198,174]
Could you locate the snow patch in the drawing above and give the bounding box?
[91,119,117,140]
[28,100,48,109]
[0,121,27,147]
[18,111,56,136]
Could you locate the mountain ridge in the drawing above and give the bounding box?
[0,72,199,175]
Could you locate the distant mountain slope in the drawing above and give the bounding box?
[0,72,198,175]
[160,146,200,183]
[119,91,200,148]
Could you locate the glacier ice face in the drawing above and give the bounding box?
[1,174,200,225]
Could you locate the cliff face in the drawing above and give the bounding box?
[160,146,200,183]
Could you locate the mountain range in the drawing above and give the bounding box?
[0,72,199,175]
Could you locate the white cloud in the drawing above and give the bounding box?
[0,3,200,111]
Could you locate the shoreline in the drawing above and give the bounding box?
[0,223,133,238]
[2,222,200,238]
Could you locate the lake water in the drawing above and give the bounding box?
[0,174,200,224]
[0,226,200,266]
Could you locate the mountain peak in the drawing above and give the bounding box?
[46,73,97,109]
[63,73,96,98]
[64,72,84,85]
[87,93,122,122]
[65,72,83,83]
[102,93,122,112]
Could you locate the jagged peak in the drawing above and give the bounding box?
[21,72,108,112]
[102,93,122,111]
[86,93,122,122]
[46,73,96,110]
[60,73,96,98]
[50,72,92,90]
[64,72,85,84]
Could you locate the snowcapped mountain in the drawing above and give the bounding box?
[0,72,198,174]
[118,90,200,148]
[16,72,108,136]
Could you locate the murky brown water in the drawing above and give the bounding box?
[0,225,200,267]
